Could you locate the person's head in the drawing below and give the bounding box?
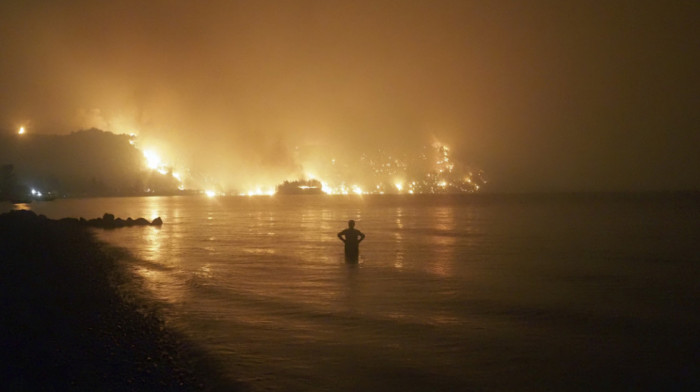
[348,220,355,228]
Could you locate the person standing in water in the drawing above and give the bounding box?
[337,220,365,262]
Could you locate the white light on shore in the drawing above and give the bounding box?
[205,190,216,197]
[18,126,25,135]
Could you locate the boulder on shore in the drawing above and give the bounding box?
[79,213,163,229]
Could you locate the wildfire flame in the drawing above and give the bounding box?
[143,149,162,170]
[128,133,482,196]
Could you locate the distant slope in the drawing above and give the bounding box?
[0,129,178,196]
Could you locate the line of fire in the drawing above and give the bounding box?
[1,126,486,202]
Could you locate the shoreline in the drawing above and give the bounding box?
[0,210,244,391]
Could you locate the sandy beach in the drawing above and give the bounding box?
[0,210,243,391]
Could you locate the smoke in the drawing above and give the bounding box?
[1,1,698,192]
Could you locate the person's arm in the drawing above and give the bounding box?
[337,231,346,243]
[359,232,365,242]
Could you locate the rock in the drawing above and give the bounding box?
[59,217,80,225]
[12,210,37,219]
[76,214,159,229]
[87,218,102,227]
[134,218,150,226]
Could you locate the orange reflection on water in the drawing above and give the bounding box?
[142,221,163,262]
[133,227,188,305]
[133,197,189,305]
[427,206,456,277]
[394,207,405,269]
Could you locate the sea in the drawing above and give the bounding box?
[16,193,700,391]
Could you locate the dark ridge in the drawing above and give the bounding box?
[0,210,246,391]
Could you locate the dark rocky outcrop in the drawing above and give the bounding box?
[81,213,163,229]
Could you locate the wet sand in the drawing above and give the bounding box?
[0,210,244,391]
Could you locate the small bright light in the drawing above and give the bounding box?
[395,182,403,192]
[205,190,216,197]
[438,181,447,187]
[18,126,25,135]
[31,189,37,195]
[352,185,363,195]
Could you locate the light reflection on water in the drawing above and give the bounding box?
[393,207,404,269]
[21,194,700,391]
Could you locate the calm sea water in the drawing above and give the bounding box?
[20,193,700,391]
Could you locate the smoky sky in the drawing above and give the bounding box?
[1,0,698,192]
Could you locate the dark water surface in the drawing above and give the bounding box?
[24,193,700,391]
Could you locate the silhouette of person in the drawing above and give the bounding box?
[337,220,365,262]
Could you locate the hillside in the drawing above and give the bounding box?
[0,129,180,197]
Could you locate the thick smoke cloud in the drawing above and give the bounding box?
[1,1,698,192]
